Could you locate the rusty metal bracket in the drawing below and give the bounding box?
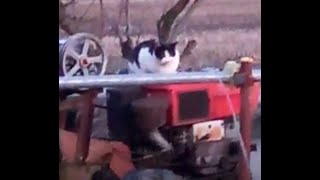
[59,89,102,163]
[232,64,256,87]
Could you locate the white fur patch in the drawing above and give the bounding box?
[128,47,180,74]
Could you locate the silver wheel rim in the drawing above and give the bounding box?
[60,33,108,77]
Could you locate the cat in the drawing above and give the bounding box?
[127,39,180,74]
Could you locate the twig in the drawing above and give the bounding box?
[124,0,130,38]
[115,0,126,42]
[136,30,141,45]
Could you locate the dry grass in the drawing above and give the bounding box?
[102,28,261,72]
[62,0,261,73]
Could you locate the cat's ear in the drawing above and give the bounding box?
[170,41,178,49]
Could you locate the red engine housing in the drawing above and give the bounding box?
[143,82,260,127]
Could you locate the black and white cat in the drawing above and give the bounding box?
[127,39,180,74]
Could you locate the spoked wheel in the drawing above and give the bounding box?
[59,33,108,77]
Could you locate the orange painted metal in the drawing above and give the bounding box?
[59,89,136,179]
[236,61,256,180]
[59,129,135,179]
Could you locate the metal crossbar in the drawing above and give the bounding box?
[59,69,261,90]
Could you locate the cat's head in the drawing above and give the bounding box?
[154,42,179,65]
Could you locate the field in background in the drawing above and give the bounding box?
[63,0,261,73]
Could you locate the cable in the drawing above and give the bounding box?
[217,78,251,173]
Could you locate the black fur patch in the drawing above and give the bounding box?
[154,42,178,61]
[130,39,157,68]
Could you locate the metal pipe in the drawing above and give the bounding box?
[75,90,97,163]
[59,70,261,89]
[238,62,255,180]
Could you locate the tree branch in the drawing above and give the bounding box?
[99,0,105,38]
[157,0,190,43]
[180,39,197,61]
[124,0,130,38]
[136,30,141,45]
[114,0,134,60]
[155,0,201,61]
[169,0,201,42]
[61,0,77,8]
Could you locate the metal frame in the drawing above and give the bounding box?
[59,69,260,89]
[59,89,101,163]
[59,61,261,180]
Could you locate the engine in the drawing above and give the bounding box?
[106,82,260,176]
